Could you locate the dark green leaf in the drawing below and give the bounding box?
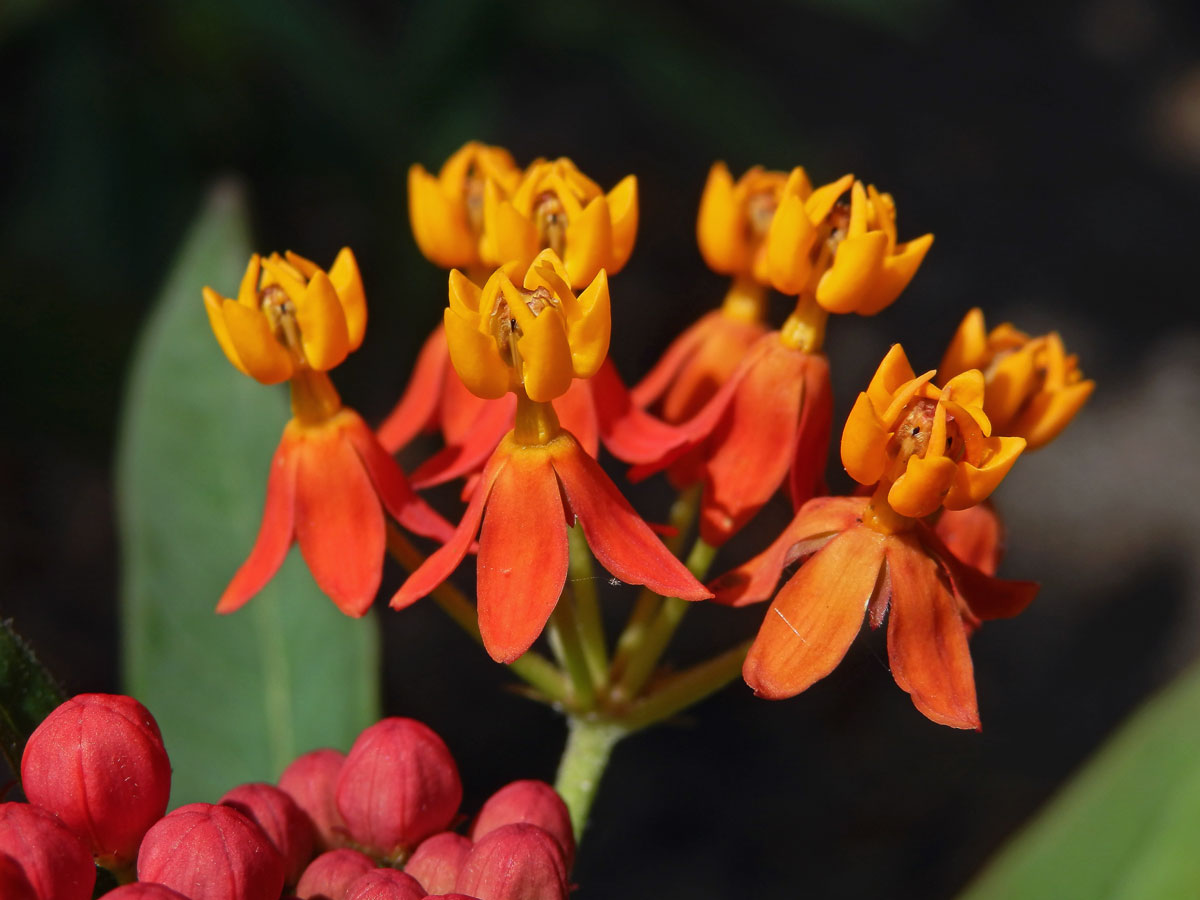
[116,182,380,806]
[0,620,65,779]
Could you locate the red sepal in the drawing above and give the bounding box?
[378,325,451,453]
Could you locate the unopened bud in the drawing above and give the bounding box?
[0,802,95,900]
[404,832,472,895]
[221,782,316,885]
[137,802,284,900]
[335,719,461,862]
[470,781,574,871]
[20,693,171,868]
[295,848,376,900]
[344,868,426,900]
[454,824,567,900]
[279,748,348,850]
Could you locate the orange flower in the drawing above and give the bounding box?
[392,252,710,662]
[696,162,791,283]
[841,344,1026,519]
[203,251,454,616]
[408,141,522,270]
[939,308,1094,450]
[480,157,638,288]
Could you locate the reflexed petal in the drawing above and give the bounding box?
[663,314,766,423]
[412,395,514,488]
[217,434,298,613]
[378,325,450,452]
[606,175,639,272]
[203,288,249,375]
[885,534,980,729]
[563,196,613,288]
[440,365,495,445]
[938,308,989,381]
[591,358,689,465]
[630,312,719,411]
[888,454,958,518]
[551,435,710,600]
[518,308,574,402]
[709,496,866,606]
[553,377,600,458]
[567,270,610,379]
[1010,379,1094,449]
[477,447,568,662]
[221,299,294,384]
[920,521,1038,622]
[445,308,512,399]
[328,247,367,350]
[391,449,509,611]
[293,421,386,616]
[815,230,888,314]
[933,503,1004,576]
[743,526,886,699]
[296,271,351,371]
[766,192,817,294]
[840,392,890,486]
[944,435,1025,510]
[697,162,747,274]
[789,353,833,509]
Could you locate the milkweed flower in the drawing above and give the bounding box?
[712,345,1036,729]
[696,162,790,283]
[393,250,710,663]
[939,307,1094,450]
[204,250,454,617]
[408,141,522,270]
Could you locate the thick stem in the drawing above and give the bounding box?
[622,640,751,732]
[720,276,768,324]
[568,525,609,688]
[554,716,626,841]
[289,368,342,424]
[779,292,828,354]
[513,392,561,445]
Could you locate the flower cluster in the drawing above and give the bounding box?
[5,694,573,900]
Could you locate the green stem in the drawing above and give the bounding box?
[611,537,719,705]
[567,525,608,688]
[385,524,567,703]
[554,716,626,841]
[622,640,750,732]
[547,593,596,711]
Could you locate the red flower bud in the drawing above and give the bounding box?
[454,824,567,900]
[0,802,95,900]
[279,748,349,850]
[102,885,191,900]
[295,848,376,900]
[335,719,461,861]
[470,781,574,871]
[137,802,285,900]
[403,832,472,895]
[344,868,426,900]
[221,782,316,885]
[20,693,171,868]
[0,853,37,900]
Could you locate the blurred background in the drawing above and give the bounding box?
[3,0,1200,897]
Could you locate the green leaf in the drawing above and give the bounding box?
[961,662,1200,900]
[0,620,65,779]
[115,182,380,806]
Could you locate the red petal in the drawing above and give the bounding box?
[293,421,387,616]
[743,525,886,699]
[477,446,569,662]
[709,496,866,607]
[411,395,514,489]
[629,312,717,409]
[390,448,508,611]
[553,376,600,458]
[919,522,1039,624]
[377,325,449,453]
[932,502,1005,576]
[591,358,692,465]
[550,435,711,600]
[439,362,493,445]
[340,410,456,544]
[661,314,766,422]
[788,353,833,510]
[700,339,809,544]
[218,431,298,613]
[885,534,981,730]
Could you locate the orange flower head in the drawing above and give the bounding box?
[939,308,1094,450]
[841,344,1026,519]
[203,249,366,386]
[696,162,791,283]
[409,141,522,269]
[764,168,855,294]
[444,250,610,404]
[797,180,933,315]
[480,157,638,288]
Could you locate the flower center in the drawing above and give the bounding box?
[259,284,307,366]
[489,286,556,369]
[745,190,777,241]
[534,191,568,257]
[888,399,964,469]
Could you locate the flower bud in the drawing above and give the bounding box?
[0,853,37,900]
[344,868,426,900]
[295,848,376,900]
[403,832,472,895]
[221,782,316,885]
[137,802,284,900]
[279,748,348,850]
[20,693,171,868]
[454,824,568,900]
[470,781,574,871]
[335,719,462,862]
[102,885,191,900]
[0,802,95,900]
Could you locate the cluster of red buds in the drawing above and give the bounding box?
[3,694,572,900]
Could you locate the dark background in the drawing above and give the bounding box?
[4,0,1200,897]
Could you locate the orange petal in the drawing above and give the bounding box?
[220,299,295,384]
[412,395,515,489]
[1009,379,1094,450]
[391,448,508,611]
[217,433,298,613]
[203,287,250,376]
[445,307,512,399]
[339,410,456,544]
[517,307,574,403]
[920,521,1038,623]
[590,358,689,465]
[888,454,958,518]
[377,324,449,453]
[477,447,569,663]
[606,175,639,273]
[944,436,1025,510]
[885,535,980,730]
[328,247,367,351]
[742,525,886,699]
[766,190,817,294]
[789,353,833,509]
[932,503,1004,577]
[551,435,710,600]
[815,231,888,314]
[866,343,919,415]
[563,196,613,288]
[482,193,538,269]
[293,422,386,617]
[840,392,890,486]
[409,164,477,268]
[296,270,351,371]
[939,307,989,381]
[709,496,866,606]
[858,232,933,316]
[630,312,720,411]
[696,162,747,275]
